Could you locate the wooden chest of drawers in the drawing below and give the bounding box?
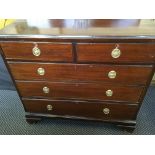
[0,19,155,132]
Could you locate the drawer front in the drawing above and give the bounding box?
[77,43,155,63]
[1,42,73,62]
[23,99,138,120]
[17,81,144,103]
[8,62,153,85]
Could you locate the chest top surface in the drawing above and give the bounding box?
[0,19,155,40]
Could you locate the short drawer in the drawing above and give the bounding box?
[17,81,144,103]
[76,43,155,63]
[23,99,138,121]
[1,42,73,62]
[8,62,153,85]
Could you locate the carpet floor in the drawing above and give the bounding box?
[0,87,155,135]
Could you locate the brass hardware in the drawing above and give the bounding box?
[111,47,121,58]
[106,90,113,97]
[43,86,50,94]
[37,67,45,75]
[108,70,117,79]
[103,108,110,115]
[47,105,53,111]
[32,46,41,56]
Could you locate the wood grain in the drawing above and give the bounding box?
[16,81,144,103]
[1,19,155,130]
[1,42,73,62]
[8,62,153,85]
[77,43,155,63]
[23,98,138,120]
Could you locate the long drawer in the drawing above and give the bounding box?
[17,81,144,103]
[76,43,155,63]
[8,62,153,85]
[1,42,73,62]
[23,98,138,121]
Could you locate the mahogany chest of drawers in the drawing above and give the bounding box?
[0,19,155,132]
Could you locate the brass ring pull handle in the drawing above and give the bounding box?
[106,90,113,97]
[103,108,110,115]
[32,46,41,56]
[111,47,121,58]
[108,70,117,79]
[43,86,50,94]
[47,105,53,111]
[37,67,45,76]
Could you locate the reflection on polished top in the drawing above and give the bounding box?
[0,19,155,38]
